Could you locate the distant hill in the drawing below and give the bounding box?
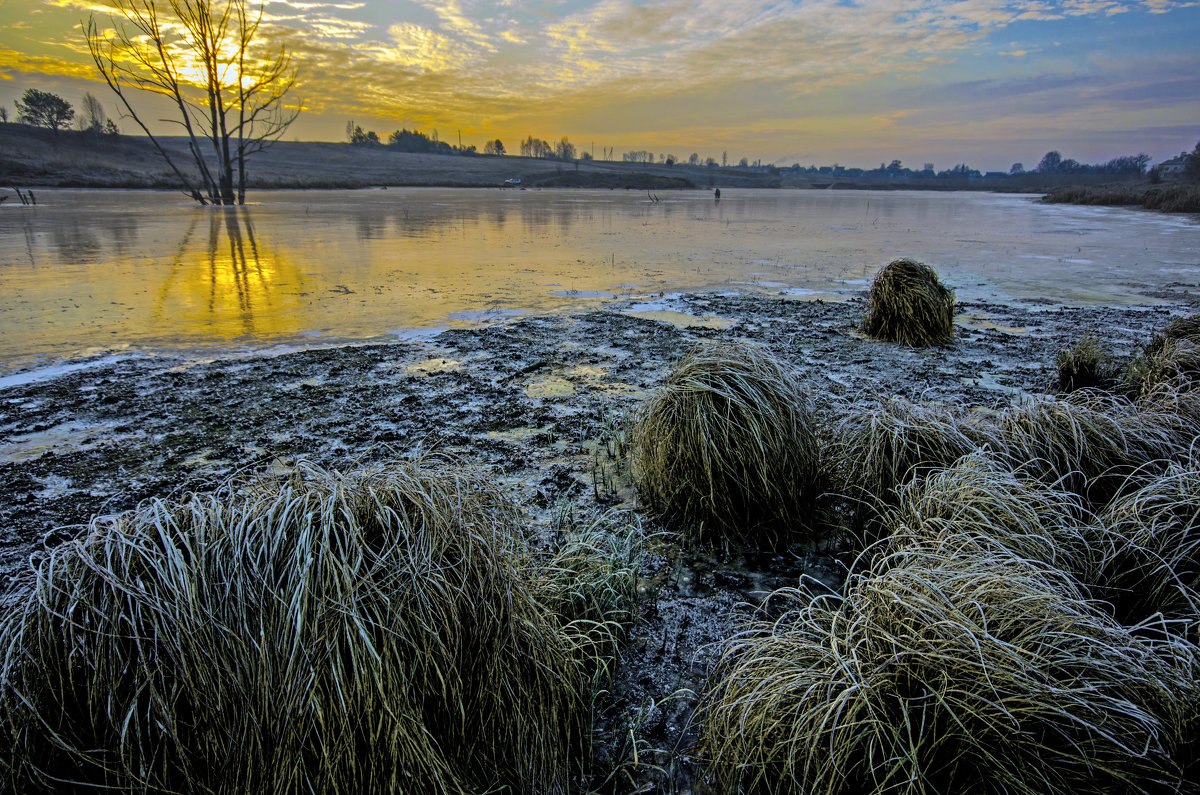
[0,123,778,193]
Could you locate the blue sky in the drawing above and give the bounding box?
[1,0,1196,170]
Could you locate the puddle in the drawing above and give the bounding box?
[567,365,607,379]
[405,358,461,375]
[958,312,1029,334]
[623,309,734,329]
[0,421,119,463]
[525,375,576,398]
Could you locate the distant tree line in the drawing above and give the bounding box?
[783,150,1159,180]
[346,122,476,155]
[1033,150,1151,176]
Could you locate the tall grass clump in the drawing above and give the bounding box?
[697,551,1198,794]
[0,459,596,794]
[631,341,822,548]
[1126,312,1200,396]
[1089,459,1200,642]
[862,258,956,346]
[885,451,1095,576]
[834,397,998,537]
[525,508,643,678]
[1128,339,1200,396]
[1138,381,1200,448]
[1056,333,1124,394]
[997,391,1184,504]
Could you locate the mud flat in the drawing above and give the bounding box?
[0,290,1191,789]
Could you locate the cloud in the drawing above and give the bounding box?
[5,0,1196,164]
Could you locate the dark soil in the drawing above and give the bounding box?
[0,291,1184,791]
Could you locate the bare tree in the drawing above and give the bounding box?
[554,136,575,161]
[85,0,299,205]
[79,92,107,132]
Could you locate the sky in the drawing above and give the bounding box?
[1,0,1197,172]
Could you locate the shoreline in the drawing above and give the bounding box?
[8,124,1186,206]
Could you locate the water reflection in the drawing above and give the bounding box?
[48,213,139,265]
[155,209,305,340]
[1,187,1197,375]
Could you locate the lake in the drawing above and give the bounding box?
[1,187,1197,376]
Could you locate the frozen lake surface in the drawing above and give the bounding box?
[1,187,1197,375]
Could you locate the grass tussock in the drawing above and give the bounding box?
[1129,339,1200,397]
[698,554,1198,795]
[1056,333,1124,394]
[1089,460,1200,641]
[862,258,956,346]
[0,458,622,794]
[834,397,998,535]
[885,452,1095,576]
[631,341,822,548]
[526,507,643,676]
[1138,381,1200,443]
[1122,312,1200,397]
[996,391,1185,504]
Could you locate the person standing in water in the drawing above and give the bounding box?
[714,188,721,199]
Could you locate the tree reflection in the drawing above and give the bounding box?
[155,208,304,340]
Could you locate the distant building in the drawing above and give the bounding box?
[1159,154,1189,177]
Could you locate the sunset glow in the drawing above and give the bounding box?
[1,0,1197,170]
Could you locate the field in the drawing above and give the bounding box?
[0,123,776,192]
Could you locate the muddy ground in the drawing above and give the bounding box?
[0,291,1189,791]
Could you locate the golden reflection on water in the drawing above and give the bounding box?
[154,210,304,341]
